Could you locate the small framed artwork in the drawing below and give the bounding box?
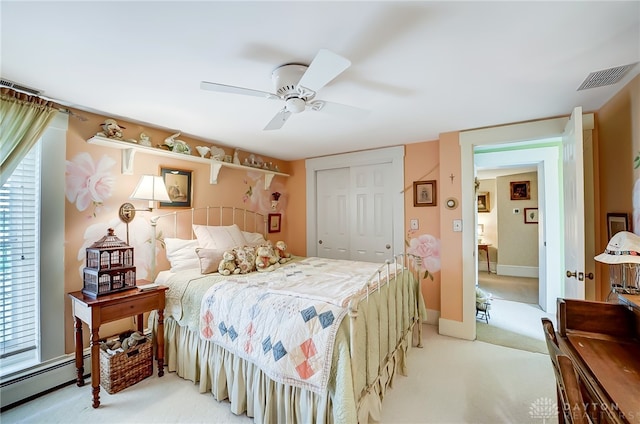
[413,180,437,207]
[477,192,490,213]
[524,208,539,224]
[159,166,192,208]
[510,181,531,200]
[268,213,282,233]
[607,213,629,240]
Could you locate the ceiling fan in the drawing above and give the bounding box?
[200,49,368,130]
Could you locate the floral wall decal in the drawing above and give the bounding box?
[406,230,441,280]
[242,172,287,216]
[66,152,116,216]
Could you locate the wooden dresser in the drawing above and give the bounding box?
[556,297,640,423]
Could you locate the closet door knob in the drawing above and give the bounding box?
[386,244,391,249]
[318,240,323,245]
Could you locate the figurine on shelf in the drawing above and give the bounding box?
[138,133,152,146]
[164,132,191,155]
[196,146,210,158]
[97,119,125,140]
[210,146,225,161]
[233,149,241,165]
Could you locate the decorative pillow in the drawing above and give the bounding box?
[192,224,247,250]
[164,238,200,272]
[242,231,267,246]
[233,245,256,274]
[195,248,226,274]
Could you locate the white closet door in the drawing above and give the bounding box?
[316,167,350,260]
[350,163,394,262]
[315,163,395,262]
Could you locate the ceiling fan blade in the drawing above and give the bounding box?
[263,108,292,131]
[296,49,351,93]
[200,81,278,99]
[309,100,370,120]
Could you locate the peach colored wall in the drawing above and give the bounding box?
[63,111,292,353]
[437,132,463,322]
[404,141,441,311]
[595,74,640,299]
[281,159,307,256]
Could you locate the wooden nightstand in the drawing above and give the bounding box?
[68,282,168,408]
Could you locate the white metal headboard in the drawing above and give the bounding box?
[149,206,267,279]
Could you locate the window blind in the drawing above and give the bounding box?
[0,143,40,359]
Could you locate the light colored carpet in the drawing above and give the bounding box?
[2,324,558,424]
[475,297,555,354]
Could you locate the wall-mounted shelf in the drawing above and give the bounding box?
[86,136,289,189]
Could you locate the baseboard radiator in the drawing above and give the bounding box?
[0,352,91,411]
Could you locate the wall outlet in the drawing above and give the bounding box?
[410,219,419,230]
[453,219,462,232]
[513,208,520,214]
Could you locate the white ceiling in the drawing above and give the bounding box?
[2,1,639,161]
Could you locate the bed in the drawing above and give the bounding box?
[148,206,426,423]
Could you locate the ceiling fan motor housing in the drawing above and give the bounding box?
[272,64,313,107]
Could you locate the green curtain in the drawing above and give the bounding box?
[1,88,59,186]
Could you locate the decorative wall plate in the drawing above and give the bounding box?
[445,197,458,210]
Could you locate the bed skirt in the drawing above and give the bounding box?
[152,313,419,423]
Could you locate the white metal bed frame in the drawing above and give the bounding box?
[149,206,424,421]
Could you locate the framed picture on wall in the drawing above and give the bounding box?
[159,167,192,208]
[268,213,282,233]
[413,180,437,207]
[524,208,539,224]
[477,192,490,213]
[607,213,629,240]
[510,180,530,200]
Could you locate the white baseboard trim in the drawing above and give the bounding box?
[495,265,538,278]
[1,352,91,410]
[424,308,440,325]
[438,317,475,341]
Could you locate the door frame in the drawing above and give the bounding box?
[446,114,595,341]
[305,146,405,258]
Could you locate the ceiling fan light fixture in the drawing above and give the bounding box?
[285,97,306,113]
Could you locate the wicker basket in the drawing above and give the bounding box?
[99,337,153,394]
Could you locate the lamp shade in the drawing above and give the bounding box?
[130,175,171,202]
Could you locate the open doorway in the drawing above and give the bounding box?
[475,166,540,306]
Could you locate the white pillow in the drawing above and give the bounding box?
[195,248,226,274]
[164,238,200,272]
[242,231,267,246]
[192,224,247,250]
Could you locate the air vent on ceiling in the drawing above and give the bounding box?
[577,63,638,91]
[0,78,43,95]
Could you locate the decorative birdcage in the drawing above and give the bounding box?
[607,262,640,301]
[83,228,136,297]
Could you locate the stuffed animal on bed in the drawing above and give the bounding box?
[218,250,240,276]
[275,241,292,264]
[255,244,280,272]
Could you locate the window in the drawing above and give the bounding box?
[0,141,41,366]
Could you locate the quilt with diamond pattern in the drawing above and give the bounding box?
[198,257,393,394]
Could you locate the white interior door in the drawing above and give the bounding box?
[563,106,586,300]
[316,167,350,259]
[350,163,394,262]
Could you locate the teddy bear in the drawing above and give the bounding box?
[275,241,292,264]
[218,250,240,276]
[255,244,280,272]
